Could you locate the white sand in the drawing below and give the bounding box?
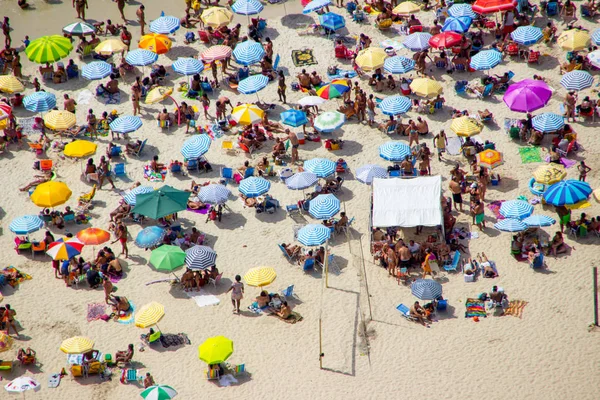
[1,1,600,399]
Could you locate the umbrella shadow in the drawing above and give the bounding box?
[255,208,286,223]
[215,211,248,230]
[434,304,458,320]
[281,14,314,29]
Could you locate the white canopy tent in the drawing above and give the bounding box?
[372,176,443,229]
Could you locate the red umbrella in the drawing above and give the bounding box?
[429,31,463,49]
[472,0,517,14]
[301,0,312,5]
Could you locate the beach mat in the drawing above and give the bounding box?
[465,298,487,318]
[160,333,191,348]
[116,301,135,324]
[186,291,220,307]
[87,303,107,322]
[503,300,528,318]
[187,206,210,215]
[446,137,462,156]
[48,373,61,388]
[291,49,317,67]
[3,266,32,287]
[544,155,577,168]
[519,147,542,164]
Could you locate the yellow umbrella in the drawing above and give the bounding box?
[139,33,172,55]
[64,140,97,158]
[476,149,503,169]
[557,29,590,51]
[43,110,76,130]
[393,1,421,15]
[201,7,233,28]
[355,47,388,71]
[145,86,174,105]
[532,164,566,185]
[135,301,165,329]
[198,336,233,365]
[60,336,94,354]
[95,39,127,55]
[31,181,72,207]
[243,266,277,287]
[450,116,483,137]
[0,76,24,93]
[231,104,264,125]
[0,332,13,352]
[410,78,443,98]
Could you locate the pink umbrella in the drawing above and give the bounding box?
[503,79,552,113]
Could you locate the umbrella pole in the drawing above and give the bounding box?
[324,238,329,288]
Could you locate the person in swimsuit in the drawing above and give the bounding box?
[226,275,244,313]
[136,5,146,36]
[578,161,591,182]
[287,129,299,164]
[111,223,128,258]
[73,0,88,20]
[277,71,287,103]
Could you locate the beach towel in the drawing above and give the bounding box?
[87,303,107,322]
[2,266,32,287]
[17,117,42,135]
[543,155,577,168]
[48,373,61,388]
[327,69,357,79]
[503,300,528,318]
[276,311,303,324]
[465,298,487,318]
[109,274,122,284]
[519,147,542,164]
[186,291,221,307]
[187,206,210,215]
[218,374,238,387]
[446,136,462,156]
[144,165,167,182]
[486,200,505,220]
[292,49,317,67]
[116,301,135,324]
[159,333,191,348]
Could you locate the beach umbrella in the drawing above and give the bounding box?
[472,0,517,14]
[533,164,566,185]
[314,111,346,133]
[185,245,217,270]
[560,70,594,91]
[316,81,350,100]
[172,57,204,76]
[94,39,127,55]
[133,186,190,220]
[448,3,477,18]
[60,336,94,354]
[383,56,415,74]
[298,96,326,107]
[494,218,527,232]
[231,103,264,125]
[139,33,172,54]
[124,186,154,206]
[523,215,556,227]
[145,86,174,104]
[476,149,503,169]
[381,38,404,52]
[64,140,97,158]
[25,35,72,63]
[198,184,231,205]
[319,12,345,31]
[532,113,564,133]
[135,226,166,249]
[109,116,143,134]
[200,45,232,62]
[500,200,534,219]
[558,29,590,51]
[232,0,264,16]
[77,228,110,246]
[0,332,13,352]
[24,92,56,112]
[297,224,331,246]
[470,49,502,71]
[356,164,387,185]
[181,134,211,159]
[402,32,432,51]
[201,7,233,27]
[239,177,271,198]
[286,172,319,190]
[135,301,165,328]
[442,16,472,33]
[244,266,277,287]
[503,79,552,113]
[511,26,543,45]
[141,385,178,400]
[592,28,600,45]
[410,78,443,98]
[9,215,44,235]
[309,194,341,219]
[232,41,264,66]
[411,279,442,300]
[303,0,332,14]
[126,49,159,67]
[44,110,76,130]
[379,141,411,161]
[543,180,592,206]
[198,336,233,365]
[392,1,421,15]
[587,50,600,68]
[150,245,186,272]
[379,95,412,115]
[450,116,483,136]
[0,75,24,93]
[0,105,8,130]
[304,158,336,178]
[150,14,181,34]
[63,21,96,36]
[31,181,72,207]
[238,75,269,95]
[81,61,112,80]
[280,109,308,127]
[355,47,388,71]
[46,237,84,260]
[4,377,41,395]
[428,31,463,49]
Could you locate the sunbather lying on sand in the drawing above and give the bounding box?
[187,196,206,210]
[19,171,52,191]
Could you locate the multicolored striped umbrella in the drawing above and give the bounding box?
[411,279,442,300]
[232,41,264,66]
[297,224,331,246]
[500,200,534,219]
[46,237,84,260]
[24,92,56,112]
[383,56,415,74]
[25,35,73,63]
[9,215,44,235]
[560,70,594,91]
[314,111,346,132]
[511,26,542,45]
[379,95,411,115]
[81,61,112,80]
[150,14,181,34]
[124,185,155,205]
[470,49,502,71]
[316,80,350,99]
[139,33,172,54]
[181,134,211,159]
[126,49,159,66]
[280,109,308,127]
[476,149,503,169]
[232,0,264,15]
[402,32,432,51]
[185,245,217,270]
[231,103,264,125]
[532,113,564,133]
[543,180,592,206]
[494,218,527,232]
[356,164,387,185]
[140,385,178,400]
[63,22,96,36]
[200,45,233,61]
[135,226,166,248]
[448,3,477,18]
[109,116,143,134]
[239,177,271,198]
[379,142,411,161]
[286,172,318,190]
[319,12,345,31]
[442,16,472,33]
[304,158,336,178]
[198,184,231,205]
[238,74,269,95]
[308,194,341,219]
[172,57,204,75]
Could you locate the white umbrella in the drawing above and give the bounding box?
[298,96,326,107]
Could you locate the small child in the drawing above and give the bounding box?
[22,35,30,48]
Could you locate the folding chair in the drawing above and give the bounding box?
[281,284,299,300]
[396,304,417,321]
[278,244,295,263]
[443,250,462,272]
[209,272,223,287]
[113,163,126,178]
[244,167,255,178]
[132,139,147,158]
[221,139,235,154]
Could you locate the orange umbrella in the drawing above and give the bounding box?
[76,227,110,245]
[138,33,172,54]
[477,149,504,169]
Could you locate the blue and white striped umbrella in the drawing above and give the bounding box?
[124,185,154,205]
[560,70,594,91]
[150,15,180,34]
[356,164,387,185]
[185,245,217,270]
[379,95,411,115]
[448,4,477,18]
[532,113,564,133]
[379,142,411,162]
[587,50,600,68]
[499,200,534,219]
[172,57,204,76]
[470,50,502,71]
[135,226,165,248]
[232,0,264,15]
[592,28,600,45]
[238,75,269,95]
[109,116,143,134]
[303,0,332,14]
[319,12,345,31]
[494,218,527,232]
[297,224,331,246]
[286,172,319,190]
[233,41,265,66]
[24,92,56,112]
[280,109,308,127]
[383,56,415,74]
[523,215,556,227]
[402,32,432,51]
[314,111,346,133]
[198,184,231,205]
[81,61,112,80]
[10,215,44,235]
[239,177,271,198]
[304,158,336,178]
[411,279,442,300]
[442,16,472,33]
[308,194,341,219]
[181,134,211,159]
[511,26,543,45]
[125,49,158,67]
[543,179,592,206]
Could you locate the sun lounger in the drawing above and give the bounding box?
[444,250,461,272]
[281,284,299,300]
[278,244,295,263]
[396,303,417,322]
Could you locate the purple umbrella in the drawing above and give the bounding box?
[503,79,553,113]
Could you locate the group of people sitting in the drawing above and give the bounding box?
[253,290,292,319]
[180,265,219,291]
[54,246,123,287]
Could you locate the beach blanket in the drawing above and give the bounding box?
[487,200,505,220]
[17,117,42,135]
[519,147,542,164]
[116,301,135,325]
[144,165,167,182]
[544,155,577,168]
[160,333,191,348]
[187,205,210,215]
[186,291,220,307]
[3,266,32,287]
[503,300,528,318]
[446,136,463,156]
[275,311,303,324]
[219,374,238,387]
[292,49,317,67]
[109,274,122,284]
[465,298,487,318]
[87,303,107,322]
[327,69,357,79]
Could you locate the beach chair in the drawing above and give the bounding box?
[158,119,171,131]
[78,43,95,60]
[546,1,559,15]
[339,216,354,235]
[396,267,409,284]
[31,242,47,258]
[286,204,301,218]
[238,142,253,156]
[278,244,295,263]
[556,140,577,158]
[444,251,462,272]
[244,167,255,179]
[209,272,223,288]
[281,284,299,300]
[63,213,76,224]
[14,237,32,254]
[132,139,147,158]
[0,360,13,372]
[78,184,97,206]
[185,159,199,173]
[220,167,237,184]
[108,146,122,158]
[120,368,143,384]
[302,258,315,272]
[113,163,126,178]
[455,80,468,95]
[396,304,417,322]
[474,83,494,99]
[205,368,220,380]
[316,254,341,275]
[221,139,235,154]
[40,159,53,172]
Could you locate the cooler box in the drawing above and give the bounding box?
[297,133,305,145]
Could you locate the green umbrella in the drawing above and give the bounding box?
[25,35,73,64]
[132,185,190,220]
[140,385,178,400]
[150,245,186,272]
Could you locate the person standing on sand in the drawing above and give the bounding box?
[367,94,376,126]
[2,17,11,48]
[137,5,146,36]
[277,71,286,103]
[287,129,299,164]
[102,276,113,304]
[2,304,18,336]
[433,130,447,161]
[449,176,463,212]
[556,205,571,233]
[115,0,127,23]
[131,77,141,116]
[73,0,88,20]
[226,275,244,314]
[112,223,129,259]
[63,94,77,113]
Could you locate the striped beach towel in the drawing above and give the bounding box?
[465,298,487,318]
[503,300,528,318]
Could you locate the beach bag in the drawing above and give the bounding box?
[185,32,195,42]
[291,82,300,91]
[324,139,332,150]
